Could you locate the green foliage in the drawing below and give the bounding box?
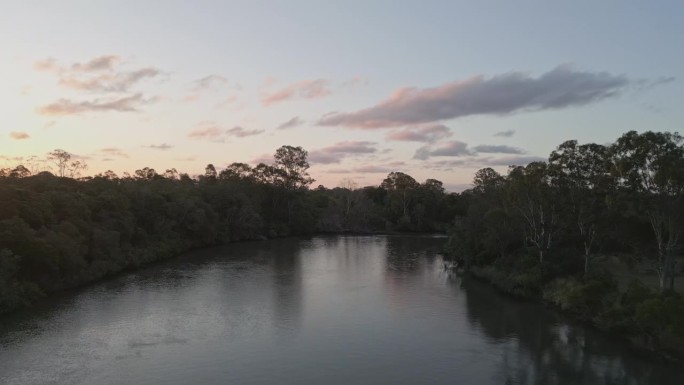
[0,147,455,314]
[446,130,684,359]
[543,275,618,318]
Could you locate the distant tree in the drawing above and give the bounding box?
[219,162,252,181]
[163,168,179,180]
[9,165,31,178]
[204,164,217,182]
[339,178,359,218]
[47,149,71,177]
[473,168,504,194]
[274,145,314,190]
[381,172,419,220]
[68,160,87,178]
[134,167,158,180]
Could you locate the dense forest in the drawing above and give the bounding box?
[0,145,459,314]
[446,130,684,359]
[2,130,684,359]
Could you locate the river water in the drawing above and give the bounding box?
[0,236,682,384]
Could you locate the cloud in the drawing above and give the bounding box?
[494,129,515,137]
[43,120,56,129]
[226,126,264,138]
[318,65,644,128]
[482,155,545,166]
[471,145,525,154]
[146,143,173,150]
[189,123,264,141]
[191,75,228,91]
[34,57,59,72]
[414,140,526,159]
[320,141,377,154]
[277,116,304,130]
[414,140,472,160]
[188,124,224,140]
[58,67,160,93]
[262,79,330,106]
[353,165,394,173]
[9,131,30,140]
[35,55,162,116]
[99,147,128,158]
[308,141,378,164]
[71,55,121,72]
[185,75,236,102]
[322,164,401,174]
[427,155,546,170]
[386,124,452,143]
[37,93,155,116]
[308,152,343,164]
[35,56,160,93]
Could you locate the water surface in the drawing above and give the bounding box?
[1,236,682,384]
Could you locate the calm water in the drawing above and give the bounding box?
[0,236,682,385]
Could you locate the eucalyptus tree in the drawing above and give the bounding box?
[219,162,253,181]
[611,131,684,291]
[381,172,419,225]
[505,162,558,264]
[274,145,314,190]
[549,140,614,274]
[47,149,71,177]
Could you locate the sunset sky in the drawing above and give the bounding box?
[1,1,682,190]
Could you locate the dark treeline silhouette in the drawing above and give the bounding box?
[446,130,684,359]
[0,145,459,314]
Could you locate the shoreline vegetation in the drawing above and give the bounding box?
[443,130,684,361]
[2,130,683,361]
[0,145,457,315]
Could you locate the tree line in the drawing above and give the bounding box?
[0,145,458,314]
[447,130,684,359]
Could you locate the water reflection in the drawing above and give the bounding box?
[268,239,304,338]
[463,277,681,384]
[0,236,682,385]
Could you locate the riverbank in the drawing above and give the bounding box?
[6,235,683,384]
[464,264,684,362]
[1,230,444,316]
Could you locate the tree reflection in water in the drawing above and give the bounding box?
[462,277,680,385]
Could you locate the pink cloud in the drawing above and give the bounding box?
[226,126,264,138]
[37,93,154,116]
[261,79,330,106]
[188,125,224,139]
[9,131,30,140]
[386,124,452,143]
[308,141,378,165]
[318,65,637,128]
[71,55,121,72]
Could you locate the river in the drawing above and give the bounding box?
[0,235,682,384]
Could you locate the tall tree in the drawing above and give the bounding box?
[47,149,71,177]
[505,162,557,264]
[549,140,613,274]
[381,172,419,224]
[274,145,314,190]
[611,131,684,291]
